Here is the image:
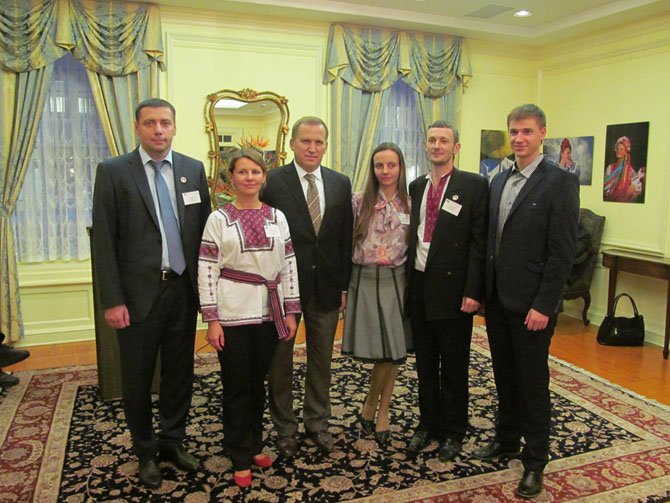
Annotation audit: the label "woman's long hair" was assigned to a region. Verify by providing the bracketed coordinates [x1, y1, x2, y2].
[352, 142, 409, 246]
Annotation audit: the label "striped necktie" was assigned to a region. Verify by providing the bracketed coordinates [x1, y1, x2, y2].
[304, 173, 321, 234]
[150, 160, 186, 274]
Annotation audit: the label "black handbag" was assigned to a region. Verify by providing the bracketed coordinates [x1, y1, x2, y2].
[597, 293, 645, 346]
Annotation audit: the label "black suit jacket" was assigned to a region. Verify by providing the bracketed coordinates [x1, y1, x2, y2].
[92, 149, 211, 322]
[407, 169, 488, 320]
[486, 158, 579, 315]
[261, 162, 353, 311]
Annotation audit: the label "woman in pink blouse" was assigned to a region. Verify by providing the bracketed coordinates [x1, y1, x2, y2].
[198, 148, 300, 488]
[342, 142, 412, 448]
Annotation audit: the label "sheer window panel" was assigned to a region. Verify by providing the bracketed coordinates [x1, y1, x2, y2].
[374, 80, 428, 185]
[12, 53, 111, 263]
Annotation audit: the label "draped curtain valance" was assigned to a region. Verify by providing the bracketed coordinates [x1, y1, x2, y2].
[0, 0, 164, 75]
[324, 24, 471, 98]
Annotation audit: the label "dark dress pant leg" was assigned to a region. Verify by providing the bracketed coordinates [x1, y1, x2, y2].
[435, 316, 473, 442]
[409, 271, 440, 437]
[268, 324, 299, 438]
[157, 274, 198, 447]
[250, 323, 279, 455]
[302, 296, 339, 433]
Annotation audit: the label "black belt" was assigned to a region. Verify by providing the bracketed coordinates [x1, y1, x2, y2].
[160, 269, 181, 281]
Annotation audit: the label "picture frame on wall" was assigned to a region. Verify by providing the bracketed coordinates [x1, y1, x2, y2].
[480, 129, 514, 181]
[603, 121, 649, 204]
[543, 136, 594, 186]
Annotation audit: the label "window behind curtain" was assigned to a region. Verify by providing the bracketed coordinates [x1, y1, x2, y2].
[12, 53, 111, 263]
[374, 80, 428, 185]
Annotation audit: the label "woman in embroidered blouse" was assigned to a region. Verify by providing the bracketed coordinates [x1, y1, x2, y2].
[342, 142, 412, 448]
[558, 138, 580, 179]
[604, 136, 643, 202]
[198, 148, 300, 488]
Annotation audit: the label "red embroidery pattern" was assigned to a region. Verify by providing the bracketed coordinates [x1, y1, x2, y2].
[423, 173, 450, 243]
[221, 203, 275, 252]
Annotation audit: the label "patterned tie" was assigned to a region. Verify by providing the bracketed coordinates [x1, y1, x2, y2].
[150, 160, 186, 274]
[305, 173, 321, 234]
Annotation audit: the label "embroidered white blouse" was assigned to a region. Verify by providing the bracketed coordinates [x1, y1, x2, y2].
[198, 203, 301, 326]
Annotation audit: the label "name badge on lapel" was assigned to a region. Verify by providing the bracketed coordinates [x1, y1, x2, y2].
[441, 198, 462, 216]
[182, 191, 201, 205]
[398, 213, 410, 225]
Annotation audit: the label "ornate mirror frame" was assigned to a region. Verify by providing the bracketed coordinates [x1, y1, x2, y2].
[205, 88, 289, 208]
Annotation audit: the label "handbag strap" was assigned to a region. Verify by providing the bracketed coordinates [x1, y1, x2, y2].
[611, 293, 640, 316]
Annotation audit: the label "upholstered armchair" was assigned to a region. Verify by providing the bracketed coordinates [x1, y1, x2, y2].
[563, 208, 606, 326]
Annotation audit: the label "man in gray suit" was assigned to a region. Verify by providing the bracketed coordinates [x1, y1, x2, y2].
[261, 116, 353, 457]
[92, 98, 210, 488]
[474, 104, 579, 499]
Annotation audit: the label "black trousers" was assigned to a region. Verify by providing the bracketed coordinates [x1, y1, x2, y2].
[485, 291, 556, 472]
[116, 273, 197, 459]
[218, 322, 278, 471]
[409, 271, 473, 442]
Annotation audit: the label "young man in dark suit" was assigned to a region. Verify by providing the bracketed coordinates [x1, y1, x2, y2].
[474, 104, 579, 499]
[261, 116, 353, 457]
[92, 98, 210, 488]
[406, 121, 488, 462]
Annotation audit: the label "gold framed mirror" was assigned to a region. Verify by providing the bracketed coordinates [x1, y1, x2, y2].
[205, 88, 290, 208]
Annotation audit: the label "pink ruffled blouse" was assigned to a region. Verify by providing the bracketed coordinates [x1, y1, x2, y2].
[351, 191, 410, 267]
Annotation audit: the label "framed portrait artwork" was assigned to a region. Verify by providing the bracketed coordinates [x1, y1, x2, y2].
[480, 129, 514, 182]
[543, 136, 594, 186]
[603, 121, 648, 203]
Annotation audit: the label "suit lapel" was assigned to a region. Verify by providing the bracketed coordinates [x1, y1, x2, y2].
[283, 163, 315, 233]
[507, 161, 546, 220]
[127, 150, 160, 230]
[489, 166, 509, 228]
[426, 169, 461, 267]
[171, 152, 186, 227]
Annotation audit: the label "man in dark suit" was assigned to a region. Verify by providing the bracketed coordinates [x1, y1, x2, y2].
[92, 98, 210, 488]
[406, 121, 488, 461]
[474, 104, 579, 499]
[261, 116, 353, 457]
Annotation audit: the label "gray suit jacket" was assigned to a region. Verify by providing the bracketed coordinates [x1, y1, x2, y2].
[92, 148, 211, 322]
[486, 158, 579, 315]
[261, 162, 353, 311]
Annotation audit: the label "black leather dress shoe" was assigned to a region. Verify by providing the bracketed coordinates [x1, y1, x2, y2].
[472, 440, 520, 460]
[0, 370, 19, 387]
[407, 430, 430, 452]
[0, 342, 30, 368]
[159, 445, 200, 472]
[438, 438, 461, 462]
[517, 469, 543, 499]
[309, 430, 335, 453]
[375, 430, 390, 448]
[277, 436, 298, 458]
[138, 456, 161, 488]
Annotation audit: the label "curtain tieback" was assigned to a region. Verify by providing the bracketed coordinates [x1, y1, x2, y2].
[220, 267, 289, 340]
[0, 204, 11, 219]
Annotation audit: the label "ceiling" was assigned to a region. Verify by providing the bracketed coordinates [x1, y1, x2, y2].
[151, 0, 670, 46]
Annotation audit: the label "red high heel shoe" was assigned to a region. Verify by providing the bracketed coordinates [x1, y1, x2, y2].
[233, 470, 252, 488]
[252, 454, 273, 468]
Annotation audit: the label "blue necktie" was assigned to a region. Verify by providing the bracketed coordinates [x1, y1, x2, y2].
[150, 160, 186, 274]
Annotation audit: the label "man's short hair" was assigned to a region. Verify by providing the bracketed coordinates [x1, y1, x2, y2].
[291, 116, 329, 140]
[427, 120, 460, 144]
[135, 98, 176, 122]
[507, 104, 546, 129]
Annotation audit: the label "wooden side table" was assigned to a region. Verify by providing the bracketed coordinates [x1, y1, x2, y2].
[601, 249, 670, 359]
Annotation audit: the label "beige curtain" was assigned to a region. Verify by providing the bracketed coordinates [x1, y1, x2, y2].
[57, 0, 164, 155]
[324, 24, 471, 189]
[0, 0, 164, 341]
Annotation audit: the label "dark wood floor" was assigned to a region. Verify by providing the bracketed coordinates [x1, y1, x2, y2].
[5, 314, 669, 405]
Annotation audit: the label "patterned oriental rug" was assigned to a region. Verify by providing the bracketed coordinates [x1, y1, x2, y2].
[1, 327, 669, 502]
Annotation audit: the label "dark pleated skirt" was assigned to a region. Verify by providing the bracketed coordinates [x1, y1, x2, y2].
[342, 264, 412, 364]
